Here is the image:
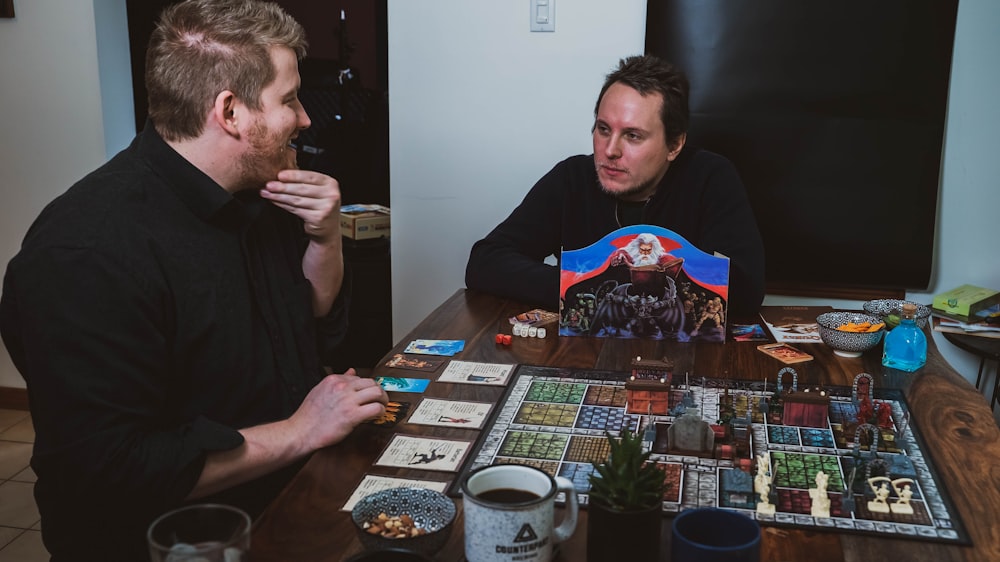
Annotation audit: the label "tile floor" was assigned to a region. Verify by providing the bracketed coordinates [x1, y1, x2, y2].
[0, 408, 46, 561]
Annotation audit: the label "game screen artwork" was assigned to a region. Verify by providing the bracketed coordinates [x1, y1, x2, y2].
[559, 225, 730, 342]
[454, 365, 968, 545]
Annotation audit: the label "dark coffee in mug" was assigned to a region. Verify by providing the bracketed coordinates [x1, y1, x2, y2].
[475, 488, 541, 504]
[462, 464, 579, 562]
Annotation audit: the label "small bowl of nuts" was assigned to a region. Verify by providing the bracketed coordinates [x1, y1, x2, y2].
[351, 487, 456, 555]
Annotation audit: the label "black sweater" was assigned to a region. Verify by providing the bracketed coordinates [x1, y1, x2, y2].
[465, 147, 766, 317]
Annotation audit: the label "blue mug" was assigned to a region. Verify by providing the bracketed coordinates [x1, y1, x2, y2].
[671, 507, 760, 562]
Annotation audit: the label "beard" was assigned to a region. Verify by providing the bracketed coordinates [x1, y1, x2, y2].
[235, 119, 298, 191]
[633, 251, 660, 266]
[594, 164, 659, 201]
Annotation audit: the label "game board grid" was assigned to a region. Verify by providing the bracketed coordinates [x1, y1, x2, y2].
[459, 369, 968, 544]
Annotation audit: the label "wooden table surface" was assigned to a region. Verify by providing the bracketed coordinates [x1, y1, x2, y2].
[251, 289, 1000, 561]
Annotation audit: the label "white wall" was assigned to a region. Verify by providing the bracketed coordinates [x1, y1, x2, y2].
[1, 0, 997, 391]
[0, 0, 133, 389]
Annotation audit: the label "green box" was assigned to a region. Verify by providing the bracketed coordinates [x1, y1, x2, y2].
[932, 284, 1000, 320]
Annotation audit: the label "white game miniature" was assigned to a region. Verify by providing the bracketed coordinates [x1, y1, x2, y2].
[890, 478, 915, 515]
[809, 470, 831, 518]
[755, 454, 776, 515]
[867, 477, 892, 513]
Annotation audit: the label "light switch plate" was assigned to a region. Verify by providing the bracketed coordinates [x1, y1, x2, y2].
[530, 0, 555, 32]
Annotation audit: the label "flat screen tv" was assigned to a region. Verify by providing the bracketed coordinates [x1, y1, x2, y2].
[645, 0, 958, 298]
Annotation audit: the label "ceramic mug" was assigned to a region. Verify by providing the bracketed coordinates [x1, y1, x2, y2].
[671, 507, 761, 562]
[461, 464, 579, 562]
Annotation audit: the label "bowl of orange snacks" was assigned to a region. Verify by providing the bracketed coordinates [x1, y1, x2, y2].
[816, 311, 886, 358]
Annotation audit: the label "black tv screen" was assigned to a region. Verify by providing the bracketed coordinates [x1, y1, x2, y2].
[645, 0, 958, 295]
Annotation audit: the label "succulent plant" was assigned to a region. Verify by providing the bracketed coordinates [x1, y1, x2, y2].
[588, 427, 667, 512]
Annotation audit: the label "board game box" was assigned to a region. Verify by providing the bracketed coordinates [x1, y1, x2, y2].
[451, 365, 968, 545]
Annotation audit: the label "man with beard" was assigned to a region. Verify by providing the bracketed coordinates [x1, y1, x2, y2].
[465, 55, 765, 318]
[0, 1, 387, 559]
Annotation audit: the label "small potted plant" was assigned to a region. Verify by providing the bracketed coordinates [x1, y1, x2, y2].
[586, 426, 667, 561]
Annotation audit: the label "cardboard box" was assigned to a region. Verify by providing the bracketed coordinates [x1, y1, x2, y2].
[340, 204, 390, 240]
[932, 284, 1000, 321]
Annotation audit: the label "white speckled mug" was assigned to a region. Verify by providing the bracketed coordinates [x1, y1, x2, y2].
[461, 464, 578, 562]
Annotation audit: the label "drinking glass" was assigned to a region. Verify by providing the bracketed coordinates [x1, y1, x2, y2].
[147, 503, 250, 562]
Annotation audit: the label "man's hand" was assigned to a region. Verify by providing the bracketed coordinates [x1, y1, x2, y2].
[288, 369, 388, 452]
[188, 369, 387, 500]
[261, 169, 342, 244]
[262, 169, 345, 316]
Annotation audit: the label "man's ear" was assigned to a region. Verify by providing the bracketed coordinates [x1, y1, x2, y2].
[667, 133, 687, 161]
[214, 90, 241, 137]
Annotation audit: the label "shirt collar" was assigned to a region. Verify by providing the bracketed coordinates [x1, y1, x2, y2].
[137, 121, 259, 225]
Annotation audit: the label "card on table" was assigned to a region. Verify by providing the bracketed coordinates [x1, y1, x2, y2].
[407, 398, 493, 429]
[365, 401, 411, 427]
[509, 308, 560, 326]
[375, 377, 430, 393]
[403, 339, 465, 356]
[757, 342, 814, 364]
[374, 435, 472, 472]
[384, 353, 445, 372]
[437, 361, 514, 386]
[341, 474, 449, 511]
[730, 323, 769, 342]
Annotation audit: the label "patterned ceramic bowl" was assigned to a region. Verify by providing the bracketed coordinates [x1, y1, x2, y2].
[816, 311, 886, 358]
[862, 299, 931, 330]
[351, 487, 456, 555]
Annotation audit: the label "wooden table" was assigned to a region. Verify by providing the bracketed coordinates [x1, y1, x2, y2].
[251, 289, 1000, 561]
[939, 330, 1000, 410]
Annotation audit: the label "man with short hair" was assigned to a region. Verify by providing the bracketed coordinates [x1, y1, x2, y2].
[0, 1, 387, 558]
[466, 55, 765, 318]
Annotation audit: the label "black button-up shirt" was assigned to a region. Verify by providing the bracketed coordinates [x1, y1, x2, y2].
[0, 124, 343, 560]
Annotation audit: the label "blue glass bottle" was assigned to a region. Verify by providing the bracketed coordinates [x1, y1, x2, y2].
[882, 303, 927, 371]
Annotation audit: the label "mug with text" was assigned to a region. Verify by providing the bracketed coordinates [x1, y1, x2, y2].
[461, 464, 579, 562]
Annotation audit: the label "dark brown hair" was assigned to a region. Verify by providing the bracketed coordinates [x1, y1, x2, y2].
[595, 55, 689, 148]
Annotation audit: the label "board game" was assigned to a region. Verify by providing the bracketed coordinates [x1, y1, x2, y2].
[452, 364, 968, 544]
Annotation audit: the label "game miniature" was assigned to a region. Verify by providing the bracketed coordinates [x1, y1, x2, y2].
[755, 454, 776, 515]
[667, 411, 715, 456]
[626, 356, 674, 415]
[810, 471, 831, 518]
[852, 373, 875, 405]
[890, 478, 915, 515]
[841, 466, 858, 515]
[867, 478, 892, 513]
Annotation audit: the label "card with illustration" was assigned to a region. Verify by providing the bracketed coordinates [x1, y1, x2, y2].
[375, 377, 431, 393]
[404, 339, 465, 356]
[509, 308, 560, 327]
[365, 401, 411, 428]
[730, 323, 769, 342]
[341, 474, 449, 511]
[374, 435, 472, 472]
[407, 398, 492, 429]
[384, 353, 445, 372]
[757, 342, 814, 364]
[437, 361, 514, 386]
